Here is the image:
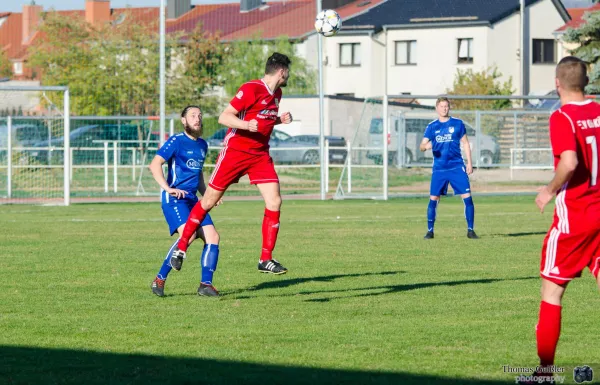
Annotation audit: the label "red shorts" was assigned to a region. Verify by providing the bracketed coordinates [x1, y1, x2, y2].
[540, 226, 600, 285]
[208, 147, 278, 191]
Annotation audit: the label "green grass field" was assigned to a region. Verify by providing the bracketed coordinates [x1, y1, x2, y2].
[1, 196, 599, 384]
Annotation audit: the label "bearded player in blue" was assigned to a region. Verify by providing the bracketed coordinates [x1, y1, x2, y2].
[149, 105, 222, 297]
[419, 97, 478, 240]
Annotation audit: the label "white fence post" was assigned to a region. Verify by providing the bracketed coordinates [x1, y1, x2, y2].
[347, 140, 351, 194]
[104, 141, 109, 193]
[113, 141, 118, 193]
[7, 116, 12, 199]
[69, 147, 74, 183]
[325, 139, 329, 193]
[131, 148, 136, 181]
[475, 110, 481, 169]
[63, 89, 70, 206]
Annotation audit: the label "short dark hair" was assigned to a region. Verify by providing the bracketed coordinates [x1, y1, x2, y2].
[181, 105, 201, 118]
[436, 97, 450, 106]
[556, 56, 588, 92]
[265, 52, 291, 75]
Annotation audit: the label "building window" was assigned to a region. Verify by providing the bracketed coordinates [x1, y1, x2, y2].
[395, 40, 417, 65]
[339, 43, 361, 67]
[457, 38, 473, 64]
[13, 62, 23, 75]
[533, 39, 555, 64]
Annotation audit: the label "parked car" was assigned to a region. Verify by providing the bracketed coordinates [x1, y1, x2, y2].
[0, 122, 49, 163]
[206, 128, 333, 164]
[367, 116, 500, 166]
[0, 122, 48, 149]
[287, 135, 347, 164]
[524, 90, 561, 111]
[31, 121, 165, 164]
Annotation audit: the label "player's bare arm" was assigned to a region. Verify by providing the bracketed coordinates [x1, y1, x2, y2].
[149, 155, 187, 199]
[218, 104, 258, 132]
[460, 134, 473, 175]
[276, 112, 293, 125]
[419, 138, 432, 152]
[535, 150, 578, 213]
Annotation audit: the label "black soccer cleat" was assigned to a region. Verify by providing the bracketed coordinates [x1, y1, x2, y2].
[423, 231, 434, 239]
[467, 230, 479, 239]
[170, 247, 186, 271]
[151, 278, 166, 297]
[197, 283, 219, 297]
[258, 259, 288, 275]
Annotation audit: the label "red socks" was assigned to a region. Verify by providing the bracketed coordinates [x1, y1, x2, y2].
[536, 301, 562, 366]
[260, 208, 280, 262]
[177, 202, 208, 251]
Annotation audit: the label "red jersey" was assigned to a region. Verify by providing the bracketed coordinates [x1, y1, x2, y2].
[224, 79, 283, 154]
[549, 100, 600, 233]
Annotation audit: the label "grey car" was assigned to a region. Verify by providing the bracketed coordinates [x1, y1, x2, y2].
[207, 127, 324, 164]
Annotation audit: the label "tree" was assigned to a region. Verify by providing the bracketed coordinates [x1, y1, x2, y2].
[28, 11, 225, 116]
[221, 35, 316, 97]
[166, 24, 226, 117]
[562, 9, 600, 94]
[0, 49, 12, 78]
[446, 66, 514, 110]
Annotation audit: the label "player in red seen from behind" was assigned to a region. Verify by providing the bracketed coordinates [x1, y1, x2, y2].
[170, 52, 293, 275]
[519, 56, 600, 384]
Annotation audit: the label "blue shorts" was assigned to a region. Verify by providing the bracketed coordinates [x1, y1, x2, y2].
[162, 198, 214, 236]
[430, 166, 471, 196]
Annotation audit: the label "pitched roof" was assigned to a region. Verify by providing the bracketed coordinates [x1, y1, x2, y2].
[221, 0, 384, 41]
[342, 0, 569, 30]
[167, 2, 310, 39]
[0, 12, 22, 59]
[555, 3, 600, 33]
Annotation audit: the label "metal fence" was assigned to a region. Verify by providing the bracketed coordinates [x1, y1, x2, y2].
[0, 97, 560, 204]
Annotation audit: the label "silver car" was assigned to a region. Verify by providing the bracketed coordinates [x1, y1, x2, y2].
[207, 128, 322, 164]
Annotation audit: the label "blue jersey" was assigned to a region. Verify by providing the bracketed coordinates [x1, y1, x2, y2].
[423, 117, 466, 171]
[156, 133, 208, 202]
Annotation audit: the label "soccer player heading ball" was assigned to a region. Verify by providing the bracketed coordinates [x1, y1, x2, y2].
[419, 97, 478, 240]
[172, 52, 294, 275]
[519, 56, 600, 384]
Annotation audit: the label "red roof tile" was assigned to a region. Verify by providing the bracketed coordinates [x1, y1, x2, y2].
[167, 2, 310, 38]
[555, 4, 600, 32]
[222, 0, 385, 40]
[0, 12, 23, 59]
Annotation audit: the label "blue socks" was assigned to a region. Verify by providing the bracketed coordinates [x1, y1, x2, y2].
[201, 244, 219, 285]
[157, 238, 179, 280]
[427, 199, 438, 232]
[463, 196, 475, 230]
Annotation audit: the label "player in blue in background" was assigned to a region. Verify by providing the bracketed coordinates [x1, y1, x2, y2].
[149, 105, 222, 297]
[419, 97, 478, 240]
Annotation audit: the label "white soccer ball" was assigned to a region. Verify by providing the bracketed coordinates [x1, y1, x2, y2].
[314, 9, 342, 37]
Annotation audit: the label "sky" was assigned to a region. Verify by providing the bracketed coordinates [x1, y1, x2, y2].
[1, 0, 593, 13]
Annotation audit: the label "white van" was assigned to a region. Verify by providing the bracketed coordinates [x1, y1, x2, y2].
[367, 116, 500, 166]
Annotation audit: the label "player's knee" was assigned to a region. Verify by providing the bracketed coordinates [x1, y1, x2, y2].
[266, 195, 282, 211]
[205, 230, 220, 245]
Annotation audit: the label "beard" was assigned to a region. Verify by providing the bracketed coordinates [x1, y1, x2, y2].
[184, 122, 202, 137]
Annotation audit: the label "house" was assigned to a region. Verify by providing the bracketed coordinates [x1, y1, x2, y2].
[326, 0, 571, 100]
[553, 2, 600, 56]
[0, 0, 385, 81]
